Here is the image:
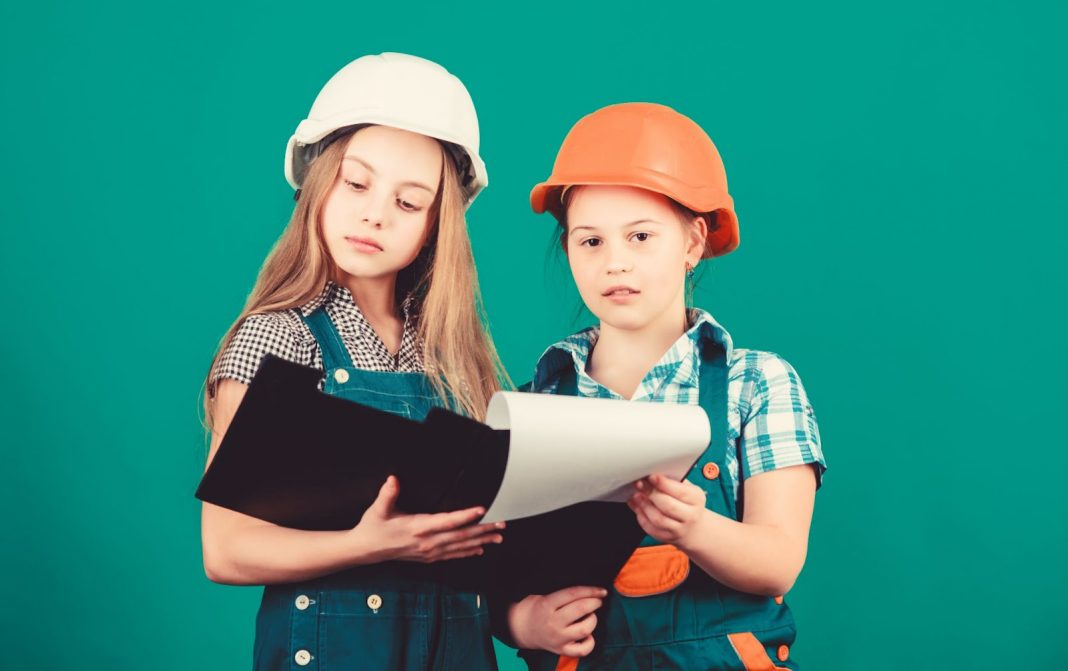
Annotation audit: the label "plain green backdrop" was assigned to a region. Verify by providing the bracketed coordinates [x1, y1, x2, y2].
[2, 1, 1064, 669]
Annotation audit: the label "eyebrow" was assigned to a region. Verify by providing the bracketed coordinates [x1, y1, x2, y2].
[343, 156, 436, 195]
[569, 219, 662, 235]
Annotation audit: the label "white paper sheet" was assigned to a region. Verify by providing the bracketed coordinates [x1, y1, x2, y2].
[481, 391, 711, 523]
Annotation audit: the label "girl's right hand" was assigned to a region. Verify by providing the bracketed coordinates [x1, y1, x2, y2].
[350, 475, 505, 564]
[508, 586, 608, 656]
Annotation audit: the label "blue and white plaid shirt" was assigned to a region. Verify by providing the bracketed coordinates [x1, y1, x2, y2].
[528, 309, 826, 500]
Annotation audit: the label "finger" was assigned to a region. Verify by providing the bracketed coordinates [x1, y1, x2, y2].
[545, 586, 609, 609]
[414, 506, 491, 534]
[631, 501, 661, 537]
[419, 521, 505, 546]
[556, 597, 603, 625]
[561, 611, 598, 640]
[561, 636, 596, 658]
[642, 488, 692, 523]
[635, 497, 682, 533]
[433, 547, 486, 562]
[366, 475, 399, 519]
[649, 473, 704, 503]
[437, 532, 504, 555]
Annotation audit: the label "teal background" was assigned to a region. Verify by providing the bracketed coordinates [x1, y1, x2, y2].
[2, 1, 1064, 668]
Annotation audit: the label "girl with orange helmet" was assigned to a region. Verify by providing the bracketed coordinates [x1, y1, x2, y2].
[502, 103, 827, 669]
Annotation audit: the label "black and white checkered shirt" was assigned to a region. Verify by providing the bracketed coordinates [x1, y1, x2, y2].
[209, 281, 422, 397]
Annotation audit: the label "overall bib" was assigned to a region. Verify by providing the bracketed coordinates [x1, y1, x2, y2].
[252, 307, 498, 671]
[521, 343, 798, 671]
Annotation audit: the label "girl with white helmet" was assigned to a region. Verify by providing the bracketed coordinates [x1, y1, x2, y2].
[201, 53, 506, 670]
[499, 103, 827, 669]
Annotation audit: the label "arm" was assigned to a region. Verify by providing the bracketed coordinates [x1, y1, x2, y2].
[201, 379, 505, 585]
[629, 466, 816, 596]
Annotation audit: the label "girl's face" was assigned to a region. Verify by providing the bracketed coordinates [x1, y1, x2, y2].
[321, 125, 443, 283]
[565, 185, 707, 333]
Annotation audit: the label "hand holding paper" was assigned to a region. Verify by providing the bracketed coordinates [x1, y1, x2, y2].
[628, 474, 709, 547]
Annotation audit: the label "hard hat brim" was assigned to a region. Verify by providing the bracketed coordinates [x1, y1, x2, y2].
[284, 115, 488, 205]
[530, 178, 739, 258]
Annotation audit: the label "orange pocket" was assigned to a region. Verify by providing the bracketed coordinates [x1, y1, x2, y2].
[727, 632, 790, 670]
[613, 544, 690, 597]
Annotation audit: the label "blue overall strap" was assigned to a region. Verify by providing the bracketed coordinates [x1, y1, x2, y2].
[696, 340, 736, 517]
[555, 365, 580, 397]
[300, 306, 354, 371]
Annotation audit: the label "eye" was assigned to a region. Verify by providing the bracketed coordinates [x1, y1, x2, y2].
[579, 238, 603, 248]
[630, 232, 651, 242]
[397, 198, 423, 213]
[345, 180, 366, 192]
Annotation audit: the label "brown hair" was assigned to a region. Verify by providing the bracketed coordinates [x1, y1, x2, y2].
[201, 130, 508, 430]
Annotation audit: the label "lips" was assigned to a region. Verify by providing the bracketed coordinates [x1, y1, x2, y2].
[602, 286, 640, 296]
[345, 236, 383, 252]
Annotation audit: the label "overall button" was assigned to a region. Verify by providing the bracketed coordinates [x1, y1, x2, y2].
[777, 645, 790, 662]
[294, 649, 312, 666]
[295, 594, 310, 610]
[367, 594, 382, 612]
[702, 462, 720, 480]
[333, 369, 350, 384]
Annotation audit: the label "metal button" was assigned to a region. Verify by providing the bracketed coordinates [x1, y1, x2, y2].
[476, 594, 481, 609]
[334, 369, 350, 384]
[295, 594, 310, 611]
[777, 645, 790, 662]
[367, 594, 382, 612]
[294, 649, 312, 666]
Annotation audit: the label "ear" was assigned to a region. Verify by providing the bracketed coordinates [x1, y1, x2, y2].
[685, 215, 709, 266]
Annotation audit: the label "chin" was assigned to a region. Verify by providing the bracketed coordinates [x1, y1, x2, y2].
[594, 309, 654, 332]
[335, 261, 395, 280]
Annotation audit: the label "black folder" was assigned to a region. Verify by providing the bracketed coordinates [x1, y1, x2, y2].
[195, 355, 510, 530]
[195, 354, 650, 599]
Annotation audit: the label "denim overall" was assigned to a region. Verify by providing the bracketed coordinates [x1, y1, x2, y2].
[252, 307, 497, 671]
[521, 342, 798, 670]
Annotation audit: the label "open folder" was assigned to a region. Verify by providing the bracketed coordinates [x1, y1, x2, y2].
[196, 354, 710, 595]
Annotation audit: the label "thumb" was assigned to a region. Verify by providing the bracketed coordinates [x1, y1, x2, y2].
[546, 585, 608, 609]
[367, 475, 398, 519]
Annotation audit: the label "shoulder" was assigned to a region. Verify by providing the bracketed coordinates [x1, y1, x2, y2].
[209, 309, 315, 393]
[729, 348, 806, 385]
[528, 326, 598, 393]
[728, 347, 815, 419]
[233, 309, 312, 349]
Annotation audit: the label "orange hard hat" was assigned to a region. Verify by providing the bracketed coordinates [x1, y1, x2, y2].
[530, 103, 739, 257]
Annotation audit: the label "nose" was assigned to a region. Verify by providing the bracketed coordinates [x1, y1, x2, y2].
[360, 192, 389, 228]
[605, 242, 633, 275]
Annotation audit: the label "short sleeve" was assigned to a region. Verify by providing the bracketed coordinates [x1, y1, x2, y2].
[738, 351, 826, 487]
[208, 311, 310, 398]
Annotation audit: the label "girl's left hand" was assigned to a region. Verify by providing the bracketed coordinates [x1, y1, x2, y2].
[627, 474, 707, 548]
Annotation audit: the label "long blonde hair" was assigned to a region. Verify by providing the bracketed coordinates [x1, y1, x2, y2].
[202, 130, 509, 430]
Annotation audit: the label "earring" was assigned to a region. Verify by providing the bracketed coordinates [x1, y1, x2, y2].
[685, 262, 695, 279]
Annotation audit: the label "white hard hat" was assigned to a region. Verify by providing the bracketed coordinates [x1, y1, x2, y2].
[284, 52, 488, 205]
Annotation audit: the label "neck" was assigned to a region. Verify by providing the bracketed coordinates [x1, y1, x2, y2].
[588, 299, 690, 398]
[341, 273, 399, 321]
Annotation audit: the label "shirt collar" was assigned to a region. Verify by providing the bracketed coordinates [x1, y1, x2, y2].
[531, 308, 734, 390]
